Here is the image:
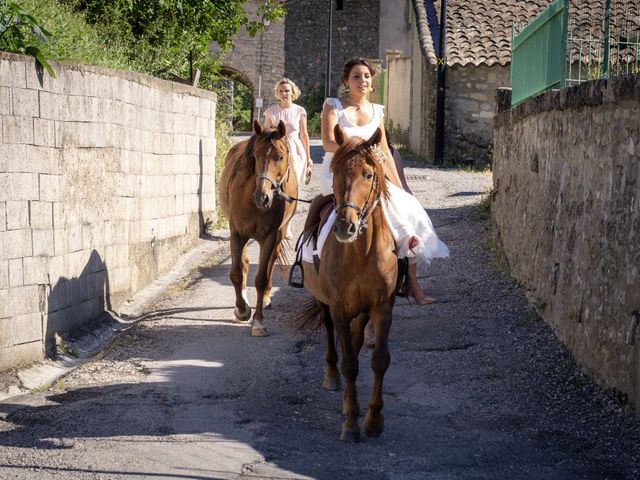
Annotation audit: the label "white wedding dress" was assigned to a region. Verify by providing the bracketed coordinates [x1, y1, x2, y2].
[313, 98, 449, 265]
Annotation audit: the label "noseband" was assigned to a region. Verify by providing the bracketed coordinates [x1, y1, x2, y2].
[334, 158, 380, 234]
[256, 145, 294, 203]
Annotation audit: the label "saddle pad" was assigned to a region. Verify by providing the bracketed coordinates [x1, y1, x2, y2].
[301, 210, 337, 263]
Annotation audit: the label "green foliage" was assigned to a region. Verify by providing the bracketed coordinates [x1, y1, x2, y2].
[232, 81, 252, 131]
[306, 111, 322, 136]
[0, 1, 55, 76]
[58, 0, 286, 80]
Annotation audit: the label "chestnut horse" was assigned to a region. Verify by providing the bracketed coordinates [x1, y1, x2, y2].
[298, 125, 398, 442]
[219, 120, 297, 337]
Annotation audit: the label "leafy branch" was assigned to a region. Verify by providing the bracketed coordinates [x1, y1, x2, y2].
[0, 1, 55, 77]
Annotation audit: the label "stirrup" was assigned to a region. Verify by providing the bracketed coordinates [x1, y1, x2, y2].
[288, 260, 304, 288]
[288, 231, 305, 288]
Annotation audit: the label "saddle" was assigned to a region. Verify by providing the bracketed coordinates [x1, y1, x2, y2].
[288, 194, 334, 288]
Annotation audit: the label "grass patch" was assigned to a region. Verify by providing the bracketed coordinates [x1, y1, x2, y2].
[16, 0, 142, 72]
[475, 194, 492, 222]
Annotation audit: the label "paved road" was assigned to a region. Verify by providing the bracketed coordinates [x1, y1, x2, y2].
[0, 140, 639, 479]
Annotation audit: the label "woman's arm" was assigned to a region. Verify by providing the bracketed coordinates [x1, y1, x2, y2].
[299, 111, 311, 162]
[321, 101, 340, 153]
[378, 123, 403, 188]
[263, 108, 274, 129]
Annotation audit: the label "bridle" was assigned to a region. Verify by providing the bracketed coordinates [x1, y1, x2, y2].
[256, 144, 294, 202]
[334, 151, 381, 234]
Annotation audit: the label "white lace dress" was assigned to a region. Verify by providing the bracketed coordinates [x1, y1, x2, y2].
[264, 104, 308, 184]
[317, 98, 449, 265]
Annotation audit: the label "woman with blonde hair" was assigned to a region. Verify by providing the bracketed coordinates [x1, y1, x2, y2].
[263, 78, 312, 187]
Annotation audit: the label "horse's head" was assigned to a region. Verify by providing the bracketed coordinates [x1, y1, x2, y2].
[331, 124, 389, 243]
[251, 119, 290, 210]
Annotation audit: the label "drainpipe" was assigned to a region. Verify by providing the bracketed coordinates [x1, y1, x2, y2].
[325, 0, 344, 97]
[325, 0, 335, 97]
[434, 0, 447, 165]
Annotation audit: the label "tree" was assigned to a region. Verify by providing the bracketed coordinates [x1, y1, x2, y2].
[62, 0, 286, 78]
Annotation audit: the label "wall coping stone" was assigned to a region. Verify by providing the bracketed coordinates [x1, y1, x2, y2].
[0, 51, 216, 102]
[496, 74, 640, 128]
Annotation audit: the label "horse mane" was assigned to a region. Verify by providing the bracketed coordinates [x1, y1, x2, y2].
[330, 136, 390, 200]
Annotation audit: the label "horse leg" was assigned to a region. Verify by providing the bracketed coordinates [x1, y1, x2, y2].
[350, 313, 369, 355]
[230, 230, 251, 322]
[321, 302, 340, 391]
[251, 232, 279, 337]
[364, 304, 393, 438]
[335, 317, 361, 443]
[261, 240, 281, 309]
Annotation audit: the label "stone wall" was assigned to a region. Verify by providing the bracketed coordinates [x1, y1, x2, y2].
[0, 52, 216, 369]
[492, 75, 640, 408]
[218, 0, 285, 123]
[445, 64, 510, 165]
[413, 34, 436, 160]
[386, 54, 412, 132]
[284, 0, 380, 100]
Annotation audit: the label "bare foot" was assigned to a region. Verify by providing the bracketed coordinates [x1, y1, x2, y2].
[409, 287, 435, 305]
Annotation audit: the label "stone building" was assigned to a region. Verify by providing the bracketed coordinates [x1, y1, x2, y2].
[397, 0, 640, 164]
[217, 0, 414, 125]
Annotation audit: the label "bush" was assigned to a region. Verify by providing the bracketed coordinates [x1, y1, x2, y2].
[0, 0, 56, 76]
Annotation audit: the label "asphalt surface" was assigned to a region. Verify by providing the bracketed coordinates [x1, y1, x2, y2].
[0, 139, 639, 479]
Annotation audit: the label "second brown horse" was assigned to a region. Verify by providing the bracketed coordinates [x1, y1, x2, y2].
[219, 120, 297, 336]
[299, 125, 398, 442]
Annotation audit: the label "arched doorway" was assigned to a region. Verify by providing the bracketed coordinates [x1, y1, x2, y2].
[219, 66, 255, 132]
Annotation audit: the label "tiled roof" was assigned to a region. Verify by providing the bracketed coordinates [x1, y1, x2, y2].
[413, 0, 640, 67]
[411, 0, 438, 66]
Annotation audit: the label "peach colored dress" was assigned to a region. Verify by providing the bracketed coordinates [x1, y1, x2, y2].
[264, 104, 308, 184]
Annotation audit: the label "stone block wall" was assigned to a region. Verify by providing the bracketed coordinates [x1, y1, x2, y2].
[445, 64, 510, 165]
[220, 0, 285, 121]
[284, 0, 380, 98]
[0, 52, 216, 369]
[492, 75, 640, 407]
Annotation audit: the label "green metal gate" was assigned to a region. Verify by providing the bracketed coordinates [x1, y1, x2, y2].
[511, 0, 569, 107]
[511, 0, 640, 107]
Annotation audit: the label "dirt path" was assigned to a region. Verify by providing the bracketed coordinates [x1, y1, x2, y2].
[0, 141, 639, 479]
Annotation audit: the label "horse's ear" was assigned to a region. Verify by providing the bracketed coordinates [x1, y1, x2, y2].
[276, 120, 287, 138]
[363, 128, 383, 149]
[334, 124, 346, 146]
[253, 120, 263, 135]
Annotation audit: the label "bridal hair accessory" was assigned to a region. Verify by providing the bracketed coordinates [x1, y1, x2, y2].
[367, 143, 386, 164]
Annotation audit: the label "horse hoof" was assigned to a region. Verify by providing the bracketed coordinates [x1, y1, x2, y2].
[322, 374, 341, 391]
[364, 423, 383, 438]
[250, 325, 269, 337]
[364, 411, 384, 438]
[234, 305, 251, 323]
[340, 426, 361, 443]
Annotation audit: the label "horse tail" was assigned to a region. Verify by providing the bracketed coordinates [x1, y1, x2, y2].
[291, 297, 323, 331]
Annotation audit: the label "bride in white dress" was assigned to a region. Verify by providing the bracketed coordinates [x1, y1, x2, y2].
[320, 58, 449, 306]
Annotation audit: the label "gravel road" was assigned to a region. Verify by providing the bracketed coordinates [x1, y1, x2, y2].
[0, 139, 639, 480]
